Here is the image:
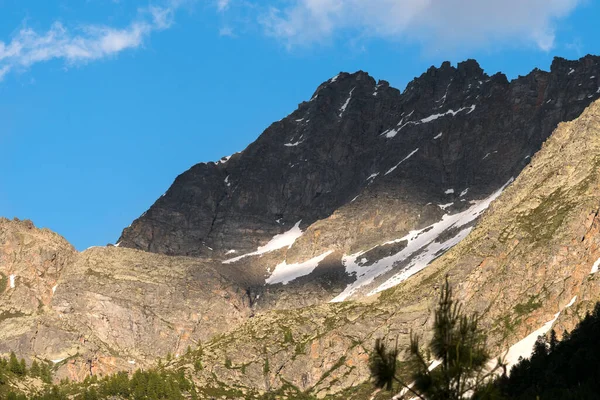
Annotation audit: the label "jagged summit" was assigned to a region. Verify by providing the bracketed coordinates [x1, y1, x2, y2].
[118, 55, 600, 264]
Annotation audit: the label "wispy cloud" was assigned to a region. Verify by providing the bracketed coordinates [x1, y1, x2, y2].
[259, 0, 583, 52]
[219, 26, 236, 37]
[0, 5, 176, 81]
[217, 0, 231, 12]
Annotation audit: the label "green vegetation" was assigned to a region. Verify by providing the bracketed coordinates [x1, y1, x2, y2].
[513, 296, 542, 316]
[493, 302, 600, 399]
[0, 272, 8, 294]
[370, 276, 504, 399]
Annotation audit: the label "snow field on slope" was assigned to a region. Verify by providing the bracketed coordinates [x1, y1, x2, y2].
[223, 221, 303, 264]
[330, 179, 513, 302]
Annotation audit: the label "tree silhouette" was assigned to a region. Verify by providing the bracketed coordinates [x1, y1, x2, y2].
[370, 276, 504, 399]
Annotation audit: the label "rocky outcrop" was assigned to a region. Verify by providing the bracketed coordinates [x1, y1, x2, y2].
[4, 58, 600, 399]
[119, 55, 600, 263]
[172, 98, 600, 398]
[0, 219, 253, 382]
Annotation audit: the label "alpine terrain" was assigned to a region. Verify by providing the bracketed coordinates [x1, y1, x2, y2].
[3, 54, 600, 398]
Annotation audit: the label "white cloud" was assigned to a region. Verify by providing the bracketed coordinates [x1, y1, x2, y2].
[259, 0, 582, 51]
[219, 26, 236, 37]
[217, 0, 231, 12]
[0, 65, 11, 81]
[0, 5, 175, 81]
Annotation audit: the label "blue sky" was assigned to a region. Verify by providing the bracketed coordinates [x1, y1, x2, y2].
[1, 0, 599, 250]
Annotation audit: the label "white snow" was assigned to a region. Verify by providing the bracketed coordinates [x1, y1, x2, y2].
[366, 173, 379, 181]
[330, 74, 340, 83]
[225, 249, 237, 255]
[438, 202, 454, 210]
[382, 128, 399, 138]
[385, 148, 419, 175]
[284, 140, 304, 147]
[115, 242, 121, 247]
[460, 188, 469, 197]
[591, 76, 596, 79]
[435, 82, 452, 105]
[52, 285, 58, 294]
[500, 295, 577, 373]
[295, 118, 304, 122]
[266, 250, 334, 285]
[597, 87, 600, 94]
[224, 175, 231, 186]
[351, 195, 359, 202]
[223, 221, 303, 264]
[546, 99, 552, 103]
[568, 68, 575, 75]
[339, 87, 355, 118]
[445, 188, 455, 194]
[128, 360, 136, 365]
[395, 105, 476, 133]
[590, 256, 600, 274]
[503, 312, 559, 372]
[217, 155, 232, 164]
[331, 179, 513, 302]
[51, 358, 67, 364]
[9, 274, 15, 289]
[482, 152, 491, 160]
[433, 132, 443, 140]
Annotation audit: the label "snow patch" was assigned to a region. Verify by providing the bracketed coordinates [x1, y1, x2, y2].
[503, 312, 559, 372]
[225, 249, 237, 255]
[52, 285, 58, 294]
[500, 295, 577, 374]
[284, 140, 304, 147]
[435, 82, 452, 106]
[385, 148, 419, 175]
[51, 358, 67, 364]
[460, 188, 469, 197]
[366, 173, 379, 181]
[591, 257, 600, 274]
[339, 87, 355, 118]
[331, 179, 513, 302]
[223, 221, 303, 264]
[266, 250, 334, 285]
[445, 188, 454, 194]
[438, 202, 453, 210]
[433, 132, 443, 140]
[565, 295, 577, 308]
[9, 274, 15, 289]
[395, 105, 476, 133]
[217, 155, 232, 164]
[568, 68, 575, 75]
[224, 175, 231, 186]
[330, 74, 340, 83]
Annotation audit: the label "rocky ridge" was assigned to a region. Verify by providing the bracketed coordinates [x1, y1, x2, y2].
[3, 57, 600, 398]
[119, 55, 600, 307]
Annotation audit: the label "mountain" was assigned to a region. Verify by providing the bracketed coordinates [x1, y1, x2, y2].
[119, 55, 600, 306]
[167, 96, 600, 399]
[3, 55, 600, 398]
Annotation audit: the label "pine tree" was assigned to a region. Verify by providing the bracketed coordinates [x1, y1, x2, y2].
[8, 352, 23, 376]
[30, 360, 41, 377]
[370, 276, 504, 399]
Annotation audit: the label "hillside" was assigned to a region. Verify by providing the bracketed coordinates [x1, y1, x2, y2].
[3, 56, 600, 398]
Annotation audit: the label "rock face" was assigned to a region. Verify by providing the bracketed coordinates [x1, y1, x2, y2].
[119, 55, 600, 261]
[4, 57, 600, 398]
[116, 55, 600, 307]
[173, 98, 600, 399]
[0, 219, 252, 382]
